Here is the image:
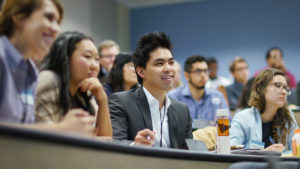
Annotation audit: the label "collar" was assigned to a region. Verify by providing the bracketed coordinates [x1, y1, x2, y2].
[233, 79, 244, 88]
[252, 107, 261, 122]
[143, 86, 171, 110]
[0, 36, 38, 78]
[1, 36, 24, 70]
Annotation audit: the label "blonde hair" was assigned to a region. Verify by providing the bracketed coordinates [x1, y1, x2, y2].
[0, 0, 63, 37]
[98, 40, 120, 57]
[229, 56, 247, 73]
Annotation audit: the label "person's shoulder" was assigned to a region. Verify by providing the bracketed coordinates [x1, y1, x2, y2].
[169, 97, 185, 106]
[37, 70, 60, 90]
[110, 87, 136, 101]
[110, 90, 130, 97]
[206, 88, 223, 97]
[225, 83, 237, 94]
[168, 86, 186, 97]
[39, 70, 58, 80]
[285, 70, 295, 77]
[234, 107, 256, 120]
[169, 97, 189, 113]
[225, 83, 234, 89]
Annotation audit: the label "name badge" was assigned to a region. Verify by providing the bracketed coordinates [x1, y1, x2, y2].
[250, 140, 265, 149]
[21, 90, 34, 105]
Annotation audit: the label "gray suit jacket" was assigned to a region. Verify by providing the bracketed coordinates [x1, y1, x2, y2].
[109, 86, 193, 149]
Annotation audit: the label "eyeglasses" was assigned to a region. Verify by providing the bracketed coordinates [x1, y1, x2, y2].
[235, 66, 248, 72]
[102, 55, 116, 59]
[269, 82, 291, 95]
[124, 63, 135, 70]
[189, 69, 208, 75]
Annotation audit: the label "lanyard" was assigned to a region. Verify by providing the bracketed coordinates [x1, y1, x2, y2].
[159, 101, 167, 147]
[21, 65, 29, 123]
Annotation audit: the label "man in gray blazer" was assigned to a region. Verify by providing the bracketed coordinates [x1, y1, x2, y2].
[109, 32, 192, 149]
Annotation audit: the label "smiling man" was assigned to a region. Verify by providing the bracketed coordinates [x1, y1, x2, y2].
[109, 32, 192, 149]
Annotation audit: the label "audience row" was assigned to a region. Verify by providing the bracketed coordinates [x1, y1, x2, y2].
[0, 0, 299, 153]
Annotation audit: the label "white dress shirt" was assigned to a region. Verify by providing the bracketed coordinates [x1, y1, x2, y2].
[143, 87, 171, 148]
[206, 76, 232, 90]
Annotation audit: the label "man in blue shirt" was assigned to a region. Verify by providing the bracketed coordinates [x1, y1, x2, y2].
[226, 57, 249, 110]
[168, 55, 229, 128]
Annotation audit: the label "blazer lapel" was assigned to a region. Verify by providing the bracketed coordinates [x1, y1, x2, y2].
[134, 87, 153, 130]
[167, 104, 179, 148]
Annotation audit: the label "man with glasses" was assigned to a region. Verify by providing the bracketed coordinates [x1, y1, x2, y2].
[226, 57, 249, 110]
[98, 40, 120, 82]
[168, 55, 228, 129]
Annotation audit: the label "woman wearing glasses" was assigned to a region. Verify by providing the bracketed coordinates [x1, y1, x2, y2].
[230, 68, 298, 152]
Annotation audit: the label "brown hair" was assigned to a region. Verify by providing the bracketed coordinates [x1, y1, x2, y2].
[98, 40, 120, 57]
[229, 56, 247, 73]
[0, 0, 63, 37]
[249, 68, 293, 146]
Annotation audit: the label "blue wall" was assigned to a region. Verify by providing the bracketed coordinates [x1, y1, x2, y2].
[130, 0, 300, 82]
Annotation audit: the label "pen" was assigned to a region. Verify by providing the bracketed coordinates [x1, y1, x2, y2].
[269, 136, 275, 145]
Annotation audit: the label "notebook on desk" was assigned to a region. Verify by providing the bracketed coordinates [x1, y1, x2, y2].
[185, 139, 209, 152]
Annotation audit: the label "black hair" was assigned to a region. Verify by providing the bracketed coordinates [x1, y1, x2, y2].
[266, 47, 283, 60]
[39, 31, 95, 115]
[106, 52, 137, 92]
[207, 57, 217, 65]
[184, 55, 207, 73]
[133, 32, 172, 84]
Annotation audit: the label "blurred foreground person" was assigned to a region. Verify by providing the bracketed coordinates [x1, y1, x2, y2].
[0, 0, 96, 135]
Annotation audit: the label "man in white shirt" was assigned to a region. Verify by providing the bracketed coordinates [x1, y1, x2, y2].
[206, 57, 231, 90]
[109, 32, 192, 149]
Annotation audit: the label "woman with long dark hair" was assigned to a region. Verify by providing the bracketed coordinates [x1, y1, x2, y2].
[0, 0, 96, 135]
[230, 68, 298, 152]
[36, 31, 112, 136]
[104, 53, 138, 97]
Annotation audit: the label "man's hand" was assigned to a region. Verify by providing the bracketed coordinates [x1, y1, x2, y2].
[134, 129, 156, 146]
